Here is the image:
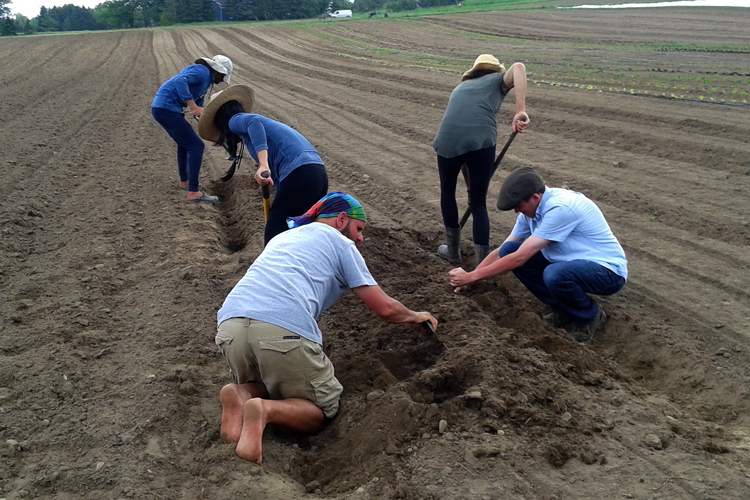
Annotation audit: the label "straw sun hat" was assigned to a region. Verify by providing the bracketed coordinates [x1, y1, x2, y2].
[461, 54, 506, 82]
[197, 85, 255, 143]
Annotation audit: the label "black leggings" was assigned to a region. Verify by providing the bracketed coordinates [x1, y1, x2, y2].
[265, 164, 328, 245]
[437, 146, 496, 246]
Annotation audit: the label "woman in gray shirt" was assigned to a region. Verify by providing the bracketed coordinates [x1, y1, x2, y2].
[433, 54, 529, 267]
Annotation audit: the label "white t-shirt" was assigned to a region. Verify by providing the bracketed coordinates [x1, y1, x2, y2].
[217, 223, 377, 344]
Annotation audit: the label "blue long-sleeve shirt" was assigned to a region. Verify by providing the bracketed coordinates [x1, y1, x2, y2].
[229, 113, 324, 185]
[152, 64, 213, 113]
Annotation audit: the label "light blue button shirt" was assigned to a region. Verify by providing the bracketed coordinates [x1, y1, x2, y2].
[511, 188, 628, 279]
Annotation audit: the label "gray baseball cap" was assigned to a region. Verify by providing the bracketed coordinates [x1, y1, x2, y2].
[497, 167, 546, 211]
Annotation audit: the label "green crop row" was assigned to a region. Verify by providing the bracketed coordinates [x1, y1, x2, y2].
[530, 80, 749, 106]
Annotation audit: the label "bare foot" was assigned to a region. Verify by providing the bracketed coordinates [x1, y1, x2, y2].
[186, 190, 204, 200]
[178, 181, 188, 189]
[236, 398, 266, 465]
[220, 384, 252, 443]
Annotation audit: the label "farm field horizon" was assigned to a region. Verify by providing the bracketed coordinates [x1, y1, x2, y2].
[1, 7, 750, 499]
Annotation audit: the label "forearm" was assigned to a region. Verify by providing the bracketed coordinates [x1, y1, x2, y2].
[355, 285, 433, 326]
[377, 297, 422, 324]
[472, 253, 524, 282]
[474, 247, 499, 272]
[257, 149, 270, 170]
[510, 63, 527, 115]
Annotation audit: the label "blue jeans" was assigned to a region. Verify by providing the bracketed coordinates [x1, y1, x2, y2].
[499, 241, 625, 325]
[152, 107, 205, 192]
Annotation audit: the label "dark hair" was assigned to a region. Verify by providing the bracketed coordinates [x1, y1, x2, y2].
[195, 58, 225, 84]
[523, 185, 546, 202]
[464, 69, 498, 81]
[496, 167, 546, 211]
[213, 100, 246, 158]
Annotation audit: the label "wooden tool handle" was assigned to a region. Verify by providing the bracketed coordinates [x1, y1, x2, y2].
[260, 171, 270, 198]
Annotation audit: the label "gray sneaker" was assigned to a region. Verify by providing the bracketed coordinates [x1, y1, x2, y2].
[191, 193, 218, 204]
[568, 308, 607, 345]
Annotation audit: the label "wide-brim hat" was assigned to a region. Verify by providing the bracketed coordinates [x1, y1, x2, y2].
[198, 85, 255, 143]
[462, 54, 506, 82]
[199, 55, 233, 85]
[497, 167, 546, 211]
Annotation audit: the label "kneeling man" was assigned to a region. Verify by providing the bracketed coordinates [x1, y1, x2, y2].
[216, 192, 437, 464]
[449, 167, 627, 345]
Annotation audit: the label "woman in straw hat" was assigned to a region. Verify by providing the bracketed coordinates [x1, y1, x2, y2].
[152, 55, 233, 204]
[433, 54, 529, 267]
[199, 85, 328, 245]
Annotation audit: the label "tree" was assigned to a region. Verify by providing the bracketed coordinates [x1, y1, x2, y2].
[14, 13, 29, 32]
[1, 16, 15, 35]
[386, 0, 416, 12]
[172, 0, 215, 23]
[95, 0, 135, 29]
[328, 0, 351, 12]
[352, 0, 385, 13]
[419, 0, 455, 6]
[0, 0, 13, 36]
[224, 0, 257, 21]
[38, 9, 61, 32]
[40, 4, 101, 31]
[133, 6, 146, 27]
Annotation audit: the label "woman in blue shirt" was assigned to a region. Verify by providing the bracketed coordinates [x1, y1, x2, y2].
[198, 85, 328, 245]
[152, 55, 233, 203]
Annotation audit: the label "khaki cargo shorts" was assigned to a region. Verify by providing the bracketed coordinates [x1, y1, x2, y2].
[215, 317, 343, 418]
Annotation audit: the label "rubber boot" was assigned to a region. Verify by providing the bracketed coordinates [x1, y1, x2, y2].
[474, 244, 492, 269]
[437, 226, 462, 264]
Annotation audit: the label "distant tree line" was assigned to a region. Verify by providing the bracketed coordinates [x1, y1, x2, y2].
[352, 0, 457, 15]
[221, 0, 349, 22]
[0, 0, 462, 35]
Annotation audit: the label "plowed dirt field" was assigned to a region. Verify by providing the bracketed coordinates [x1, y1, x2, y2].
[2, 7, 750, 499]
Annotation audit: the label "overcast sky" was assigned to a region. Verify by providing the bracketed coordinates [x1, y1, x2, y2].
[9, 0, 102, 19]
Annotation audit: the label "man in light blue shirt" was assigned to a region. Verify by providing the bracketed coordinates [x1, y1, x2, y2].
[449, 167, 627, 345]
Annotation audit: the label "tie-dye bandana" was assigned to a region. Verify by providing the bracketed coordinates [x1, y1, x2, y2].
[287, 192, 367, 229]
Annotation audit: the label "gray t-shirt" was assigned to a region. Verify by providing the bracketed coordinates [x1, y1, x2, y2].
[433, 72, 508, 158]
[217, 223, 377, 345]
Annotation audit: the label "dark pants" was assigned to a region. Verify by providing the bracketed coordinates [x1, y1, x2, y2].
[265, 164, 328, 246]
[500, 241, 625, 325]
[438, 146, 496, 246]
[152, 107, 205, 192]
